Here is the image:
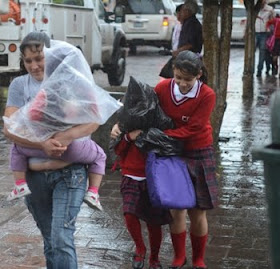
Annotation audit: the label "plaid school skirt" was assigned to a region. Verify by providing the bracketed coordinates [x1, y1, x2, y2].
[183, 146, 219, 210]
[120, 176, 172, 225]
[272, 38, 280, 56]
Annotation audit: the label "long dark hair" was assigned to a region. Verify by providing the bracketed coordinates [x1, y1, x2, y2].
[19, 31, 50, 74]
[173, 50, 208, 83]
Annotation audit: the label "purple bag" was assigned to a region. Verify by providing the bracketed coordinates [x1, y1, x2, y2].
[145, 152, 196, 209]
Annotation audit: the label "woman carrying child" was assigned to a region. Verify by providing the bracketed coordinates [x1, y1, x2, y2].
[4, 31, 120, 268]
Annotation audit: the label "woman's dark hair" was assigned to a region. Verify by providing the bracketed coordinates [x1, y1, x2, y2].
[173, 50, 208, 83]
[20, 31, 50, 55]
[19, 32, 50, 74]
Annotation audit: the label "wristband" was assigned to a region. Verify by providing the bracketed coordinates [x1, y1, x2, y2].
[124, 133, 132, 142]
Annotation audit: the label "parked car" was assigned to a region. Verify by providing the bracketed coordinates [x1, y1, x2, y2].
[231, 4, 247, 42]
[173, 1, 246, 42]
[118, 0, 177, 54]
[268, 1, 280, 15]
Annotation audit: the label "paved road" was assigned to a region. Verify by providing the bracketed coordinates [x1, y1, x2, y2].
[0, 46, 274, 268]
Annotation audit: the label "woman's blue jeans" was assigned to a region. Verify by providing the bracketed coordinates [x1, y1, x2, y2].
[25, 164, 87, 269]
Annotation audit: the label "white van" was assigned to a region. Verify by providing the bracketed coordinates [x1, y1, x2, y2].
[0, 0, 127, 86]
[119, 0, 177, 53]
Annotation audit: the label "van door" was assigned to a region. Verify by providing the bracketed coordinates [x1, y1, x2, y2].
[92, 0, 114, 63]
[0, 0, 9, 14]
[48, 0, 101, 67]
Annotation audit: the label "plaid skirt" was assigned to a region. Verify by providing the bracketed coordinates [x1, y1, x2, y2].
[120, 176, 172, 225]
[183, 146, 219, 209]
[272, 38, 280, 56]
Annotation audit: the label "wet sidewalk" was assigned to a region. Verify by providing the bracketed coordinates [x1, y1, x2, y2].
[0, 48, 275, 269]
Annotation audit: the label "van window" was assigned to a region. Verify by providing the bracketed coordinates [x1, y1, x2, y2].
[232, 7, 246, 17]
[119, 0, 166, 14]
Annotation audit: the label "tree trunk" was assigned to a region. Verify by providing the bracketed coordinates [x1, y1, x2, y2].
[203, 0, 232, 144]
[243, 0, 262, 97]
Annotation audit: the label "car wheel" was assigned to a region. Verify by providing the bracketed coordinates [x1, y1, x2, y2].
[107, 47, 126, 86]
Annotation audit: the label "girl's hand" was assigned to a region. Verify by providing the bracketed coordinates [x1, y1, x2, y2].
[128, 130, 142, 141]
[111, 123, 121, 139]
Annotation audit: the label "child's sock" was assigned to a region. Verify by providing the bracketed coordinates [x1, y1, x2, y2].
[146, 223, 162, 264]
[15, 179, 27, 186]
[190, 233, 208, 268]
[170, 231, 187, 266]
[87, 186, 99, 194]
[124, 213, 146, 258]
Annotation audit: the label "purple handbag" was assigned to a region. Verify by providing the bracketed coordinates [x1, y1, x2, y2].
[145, 152, 196, 209]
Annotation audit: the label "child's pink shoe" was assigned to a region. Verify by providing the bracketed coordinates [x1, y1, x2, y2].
[7, 183, 31, 201]
[83, 191, 103, 211]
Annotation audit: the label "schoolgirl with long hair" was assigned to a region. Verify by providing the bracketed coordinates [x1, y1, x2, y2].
[154, 50, 218, 269]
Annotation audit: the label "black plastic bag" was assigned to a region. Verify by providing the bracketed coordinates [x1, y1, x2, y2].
[135, 128, 184, 156]
[118, 76, 174, 132]
[159, 57, 174, 78]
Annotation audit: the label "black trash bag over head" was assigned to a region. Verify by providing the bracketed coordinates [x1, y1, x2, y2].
[118, 76, 174, 132]
[135, 128, 184, 156]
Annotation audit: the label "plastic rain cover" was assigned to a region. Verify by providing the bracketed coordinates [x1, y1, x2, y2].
[3, 40, 122, 142]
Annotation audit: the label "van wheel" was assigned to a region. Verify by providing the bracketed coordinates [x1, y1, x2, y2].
[107, 47, 126, 86]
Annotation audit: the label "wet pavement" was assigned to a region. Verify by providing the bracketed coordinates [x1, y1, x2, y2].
[0, 47, 276, 268]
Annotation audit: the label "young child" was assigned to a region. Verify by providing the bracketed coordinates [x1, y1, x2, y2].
[110, 77, 172, 269]
[111, 127, 172, 269]
[5, 40, 121, 211]
[7, 139, 106, 211]
[154, 50, 218, 269]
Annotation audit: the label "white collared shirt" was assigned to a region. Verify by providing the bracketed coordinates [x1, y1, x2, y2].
[171, 80, 202, 105]
[255, 4, 275, 33]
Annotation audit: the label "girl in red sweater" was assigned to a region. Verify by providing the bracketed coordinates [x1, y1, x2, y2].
[266, 15, 280, 76]
[154, 50, 218, 269]
[111, 129, 172, 269]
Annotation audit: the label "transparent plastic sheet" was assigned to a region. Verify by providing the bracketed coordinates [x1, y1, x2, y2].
[3, 40, 122, 142]
[118, 76, 174, 132]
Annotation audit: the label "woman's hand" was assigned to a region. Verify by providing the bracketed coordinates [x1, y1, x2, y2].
[41, 138, 67, 157]
[111, 123, 121, 139]
[53, 131, 73, 147]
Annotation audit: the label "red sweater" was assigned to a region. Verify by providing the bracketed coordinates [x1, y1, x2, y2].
[267, 18, 280, 39]
[114, 136, 147, 177]
[154, 79, 216, 151]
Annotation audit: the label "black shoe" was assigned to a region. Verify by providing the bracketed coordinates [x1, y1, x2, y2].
[256, 72, 261, 77]
[169, 258, 187, 268]
[132, 253, 145, 269]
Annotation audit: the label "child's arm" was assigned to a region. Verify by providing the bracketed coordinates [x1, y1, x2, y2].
[53, 123, 99, 146]
[4, 106, 67, 157]
[114, 129, 142, 156]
